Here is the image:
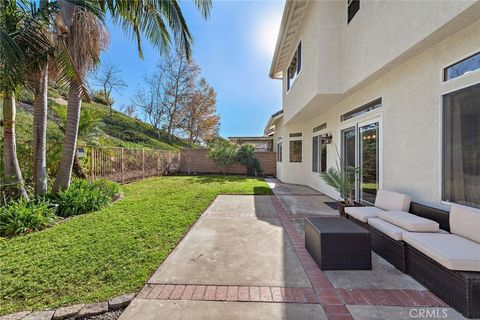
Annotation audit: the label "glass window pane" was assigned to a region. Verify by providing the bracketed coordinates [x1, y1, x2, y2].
[320, 142, 327, 173]
[347, 0, 360, 23]
[342, 127, 356, 170]
[287, 42, 302, 90]
[444, 52, 480, 81]
[341, 98, 382, 122]
[289, 140, 302, 163]
[359, 123, 379, 204]
[443, 83, 480, 207]
[277, 142, 282, 162]
[312, 136, 319, 172]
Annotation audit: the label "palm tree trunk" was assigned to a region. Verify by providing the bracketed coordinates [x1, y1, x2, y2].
[2, 92, 28, 199]
[53, 84, 82, 192]
[33, 66, 48, 195]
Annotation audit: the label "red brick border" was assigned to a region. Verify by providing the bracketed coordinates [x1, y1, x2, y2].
[140, 284, 319, 304]
[138, 284, 446, 308]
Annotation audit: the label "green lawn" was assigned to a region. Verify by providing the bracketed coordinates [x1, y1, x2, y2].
[0, 176, 272, 315]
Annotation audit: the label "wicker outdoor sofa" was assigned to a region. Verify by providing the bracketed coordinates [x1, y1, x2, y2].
[344, 192, 480, 319]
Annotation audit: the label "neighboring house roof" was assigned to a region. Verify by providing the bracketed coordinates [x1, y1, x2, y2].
[228, 136, 273, 142]
[264, 109, 284, 135]
[269, 0, 308, 79]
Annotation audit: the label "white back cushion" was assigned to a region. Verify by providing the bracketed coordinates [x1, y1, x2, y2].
[450, 205, 480, 244]
[374, 190, 411, 212]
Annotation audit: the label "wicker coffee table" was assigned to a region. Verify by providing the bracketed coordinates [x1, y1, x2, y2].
[305, 217, 372, 270]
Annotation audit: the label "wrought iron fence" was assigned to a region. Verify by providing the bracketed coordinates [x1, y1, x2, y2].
[81, 146, 180, 183]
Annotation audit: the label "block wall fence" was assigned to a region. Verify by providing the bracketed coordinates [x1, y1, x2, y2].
[179, 149, 276, 176]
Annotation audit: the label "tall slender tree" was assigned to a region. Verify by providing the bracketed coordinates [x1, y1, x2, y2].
[1, 0, 52, 198]
[53, 0, 212, 191]
[31, 0, 104, 195]
[158, 51, 199, 143]
[53, 9, 108, 192]
[31, 0, 50, 196]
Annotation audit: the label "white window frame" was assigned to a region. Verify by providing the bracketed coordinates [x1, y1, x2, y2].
[286, 41, 302, 94]
[442, 50, 480, 82]
[439, 75, 480, 208]
[276, 137, 283, 163]
[289, 132, 303, 163]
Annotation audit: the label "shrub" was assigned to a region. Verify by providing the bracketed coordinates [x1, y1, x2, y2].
[235, 144, 262, 176]
[92, 178, 123, 200]
[51, 179, 122, 217]
[16, 89, 34, 105]
[0, 199, 57, 237]
[91, 90, 113, 106]
[208, 140, 238, 174]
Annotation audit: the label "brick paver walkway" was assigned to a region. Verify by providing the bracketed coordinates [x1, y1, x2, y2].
[131, 193, 449, 320]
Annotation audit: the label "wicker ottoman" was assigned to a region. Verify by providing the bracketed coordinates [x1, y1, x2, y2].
[305, 217, 372, 270]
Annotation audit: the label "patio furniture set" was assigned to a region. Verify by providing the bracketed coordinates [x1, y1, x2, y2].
[304, 190, 480, 319]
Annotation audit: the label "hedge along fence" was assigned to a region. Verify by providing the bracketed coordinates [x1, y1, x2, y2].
[81, 147, 276, 183]
[82, 146, 180, 183]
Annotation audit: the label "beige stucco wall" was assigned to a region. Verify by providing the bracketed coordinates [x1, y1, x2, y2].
[282, 1, 344, 122]
[274, 18, 480, 208]
[343, 0, 478, 90]
[280, 0, 480, 124]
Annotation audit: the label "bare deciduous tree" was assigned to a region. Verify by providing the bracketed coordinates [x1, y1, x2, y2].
[94, 62, 127, 117]
[120, 104, 137, 118]
[131, 73, 166, 139]
[181, 78, 219, 145]
[131, 53, 220, 146]
[159, 51, 199, 143]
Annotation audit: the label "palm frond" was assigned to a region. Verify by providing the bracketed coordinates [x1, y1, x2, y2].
[102, 0, 211, 60]
[0, 0, 53, 92]
[192, 0, 212, 19]
[55, 39, 91, 101]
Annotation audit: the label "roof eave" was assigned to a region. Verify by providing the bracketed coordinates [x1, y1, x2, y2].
[269, 0, 295, 79]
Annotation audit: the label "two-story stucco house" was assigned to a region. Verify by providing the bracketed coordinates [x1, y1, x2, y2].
[267, 0, 480, 208]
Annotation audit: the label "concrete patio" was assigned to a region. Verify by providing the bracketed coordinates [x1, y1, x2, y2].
[119, 179, 466, 320]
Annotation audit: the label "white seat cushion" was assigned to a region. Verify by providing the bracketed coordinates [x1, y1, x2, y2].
[450, 204, 480, 244]
[368, 218, 405, 240]
[403, 233, 480, 271]
[374, 190, 411, 212]
[345, 206, 385, 223]
[378, 211, 439, 232]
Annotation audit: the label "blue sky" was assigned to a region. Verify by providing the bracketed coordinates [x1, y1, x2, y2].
[97, 0, 285, 138]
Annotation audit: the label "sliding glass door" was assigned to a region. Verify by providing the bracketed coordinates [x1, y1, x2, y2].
[341, 119, 380, 204]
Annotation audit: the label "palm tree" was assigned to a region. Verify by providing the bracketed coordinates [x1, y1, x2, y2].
[31, 0, 103, 195]
[53, 105, 102, 178]
[52, 9, 108, 192]
[31, 0, 50, 196]
[1, 0, 52, 199]
[52, 0, 212, 192]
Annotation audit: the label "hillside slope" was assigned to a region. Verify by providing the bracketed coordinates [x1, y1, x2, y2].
[16, 88, 192, 151]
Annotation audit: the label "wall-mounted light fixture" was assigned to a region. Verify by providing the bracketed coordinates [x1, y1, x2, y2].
[320, 133, 333, 144]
